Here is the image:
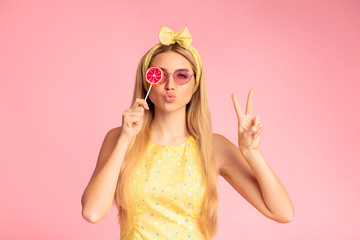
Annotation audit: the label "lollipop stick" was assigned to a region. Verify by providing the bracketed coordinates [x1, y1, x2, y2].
[144, 84, 152, 101]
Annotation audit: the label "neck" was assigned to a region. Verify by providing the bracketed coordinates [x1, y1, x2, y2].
[150, 107, 189, 140]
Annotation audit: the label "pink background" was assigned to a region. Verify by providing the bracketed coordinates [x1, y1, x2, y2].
[1, 0, 359, 239]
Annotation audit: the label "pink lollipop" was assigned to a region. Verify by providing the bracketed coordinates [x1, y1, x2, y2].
[144, 67, 164, 100]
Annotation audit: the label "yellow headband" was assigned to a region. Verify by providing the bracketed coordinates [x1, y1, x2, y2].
[142, 26, 203, 94]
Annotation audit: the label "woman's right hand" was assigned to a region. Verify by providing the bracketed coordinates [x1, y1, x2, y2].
[120, 98, 150, 142]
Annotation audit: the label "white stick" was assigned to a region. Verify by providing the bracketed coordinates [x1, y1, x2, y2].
[144, 84, 152, 101]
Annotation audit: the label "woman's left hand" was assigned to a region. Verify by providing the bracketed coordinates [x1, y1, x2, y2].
[231, 89, 263, 151]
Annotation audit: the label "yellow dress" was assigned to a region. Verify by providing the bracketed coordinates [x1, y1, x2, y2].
[121, 135, 207, 240]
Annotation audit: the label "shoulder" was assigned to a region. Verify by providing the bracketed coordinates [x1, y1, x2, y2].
[211, 133, 236, 176]
[212, 132, 226, 143]
[89, 126, 123, 183]
[212, 133, 234, 152]
[212, 132, 252, 178]
[100, 126, 123, 150]
[108, 126, 122, 137]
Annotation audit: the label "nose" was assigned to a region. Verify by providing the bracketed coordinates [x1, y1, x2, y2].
[164, 73, 176, 90]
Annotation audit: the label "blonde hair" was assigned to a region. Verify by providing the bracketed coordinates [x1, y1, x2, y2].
[114, 43, 219, 239]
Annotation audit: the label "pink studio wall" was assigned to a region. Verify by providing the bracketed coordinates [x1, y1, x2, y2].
[1, 0, 359, 239]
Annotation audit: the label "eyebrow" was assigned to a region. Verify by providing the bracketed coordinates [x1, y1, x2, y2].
[159, 67, 191, 72]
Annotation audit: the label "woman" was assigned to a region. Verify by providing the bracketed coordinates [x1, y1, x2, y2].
[81, 26, 295, 240]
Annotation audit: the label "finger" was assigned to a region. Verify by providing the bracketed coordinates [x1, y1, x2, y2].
[254, 126, 263, 138]
[231, 93, 244, 124]
[136, 98, 149, 109]
[246, 89, 254, 116]
[124, 118, 137, 128]
[132, 107, 145, 114]
[122, 110, 142, 118]
[132, 98, 149, 110]
[124, 110, 144, 119]
[124, 116, 141, 127]
[251, 116, 261, 132]
[124, 111, 143, 119]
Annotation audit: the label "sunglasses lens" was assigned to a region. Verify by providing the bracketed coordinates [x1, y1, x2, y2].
[160, 71, 168, 84]
[158, 69, 193, 85]
[174, 70, 192, 84]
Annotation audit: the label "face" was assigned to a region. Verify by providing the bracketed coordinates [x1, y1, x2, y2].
[148, 51, 195, 113]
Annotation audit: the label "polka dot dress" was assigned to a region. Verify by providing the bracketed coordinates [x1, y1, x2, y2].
[121, 135, 206, 240]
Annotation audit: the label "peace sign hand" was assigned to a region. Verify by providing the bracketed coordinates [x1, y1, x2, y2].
[232, 89, 263, 151]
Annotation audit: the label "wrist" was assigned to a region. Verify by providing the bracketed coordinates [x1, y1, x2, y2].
[117, 134, 134, 146]
[239, 147, 261, 158]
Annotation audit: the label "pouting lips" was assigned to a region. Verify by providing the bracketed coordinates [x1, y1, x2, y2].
[164, 93, 176, 102]
[165, 93, 176, 98]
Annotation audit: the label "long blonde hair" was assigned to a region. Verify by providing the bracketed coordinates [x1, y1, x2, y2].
[114, 43, 219, 239]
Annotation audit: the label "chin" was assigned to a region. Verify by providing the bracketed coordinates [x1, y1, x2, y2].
[156, 102, 186, 113]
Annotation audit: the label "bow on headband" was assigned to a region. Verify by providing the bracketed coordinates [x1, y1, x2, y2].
[142, 26, 203, 94]
[158, 26, 192, 49]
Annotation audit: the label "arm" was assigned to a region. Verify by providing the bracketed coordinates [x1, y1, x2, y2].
[81, 98, 148, 223]
[216, 90, 294, 223]
[214, 133, 294, 223]
[81, 126, 131, 223]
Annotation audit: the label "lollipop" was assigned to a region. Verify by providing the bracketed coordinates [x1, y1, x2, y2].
[144, 67, 164, 101]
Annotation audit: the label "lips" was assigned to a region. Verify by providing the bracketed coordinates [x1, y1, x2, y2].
[164, 92, 176, 102]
